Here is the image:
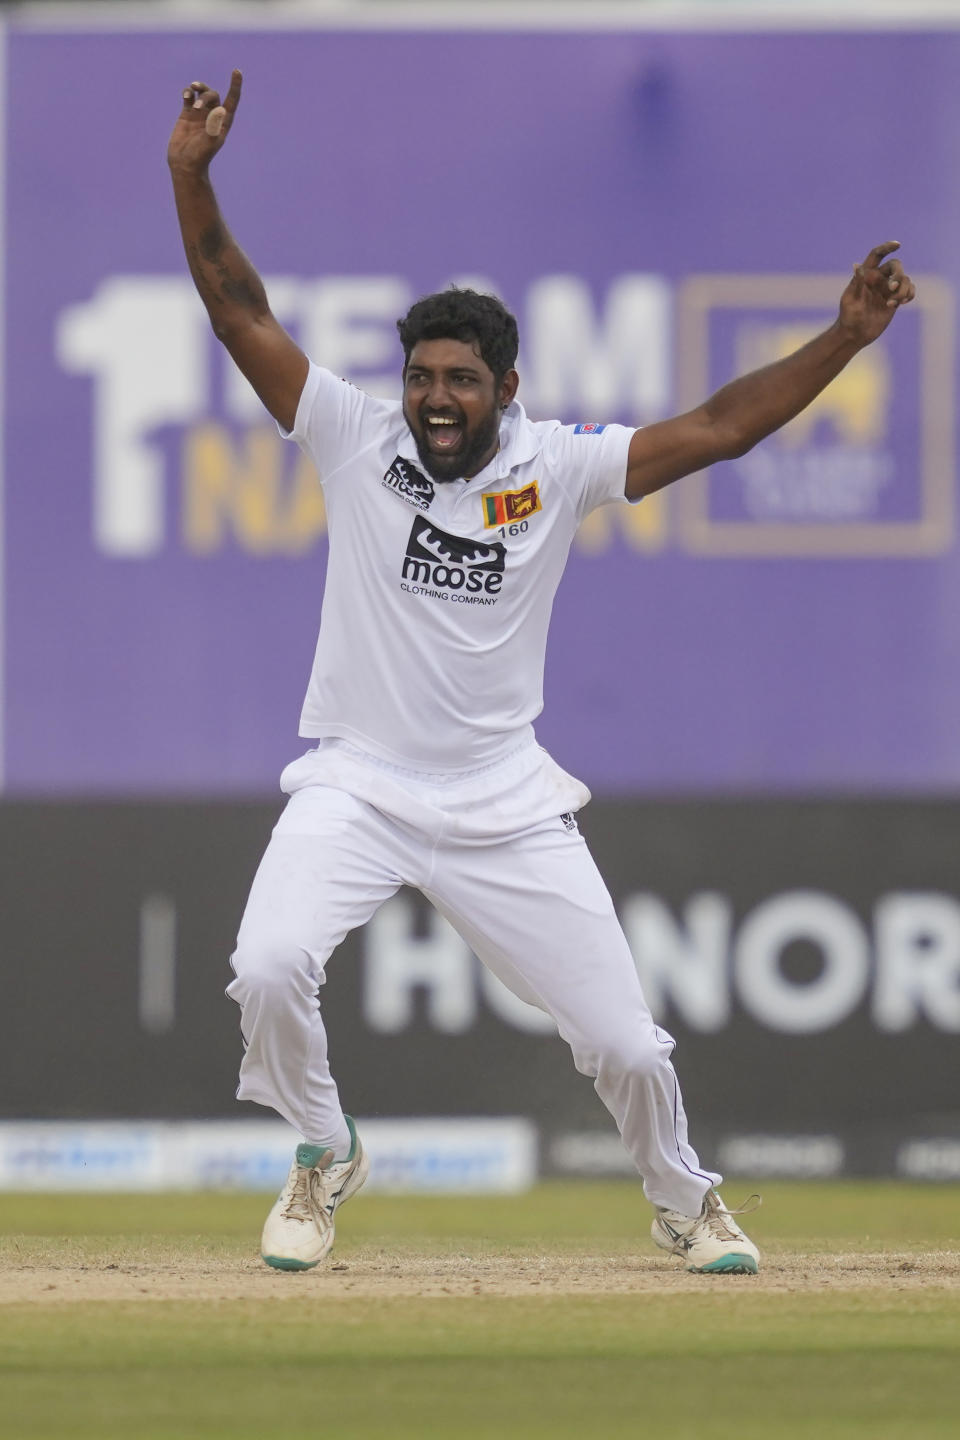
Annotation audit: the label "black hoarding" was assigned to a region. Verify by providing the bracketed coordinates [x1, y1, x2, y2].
[1, 799, 958, 1177]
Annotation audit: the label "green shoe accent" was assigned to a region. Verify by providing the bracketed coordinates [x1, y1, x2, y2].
[296, 1120, 357, 1171]
[295, 1143, 330, 1168]
[262, 1254, 318, 1272]
[693, 1254, 758, 1275]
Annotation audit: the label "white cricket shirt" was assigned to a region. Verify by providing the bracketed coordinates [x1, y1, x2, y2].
[282, 363, 634, 774]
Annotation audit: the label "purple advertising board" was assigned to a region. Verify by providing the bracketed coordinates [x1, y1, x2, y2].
[3, 18, 959, 796]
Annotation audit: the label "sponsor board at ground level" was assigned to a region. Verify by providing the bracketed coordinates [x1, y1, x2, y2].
[715, 1134, 845, 1179]
[547, 1128, 960, 1181]
[547, 1130, 847, 1180]
[0, 1119, 537, 1194]
[896, 1139, 960, 1182]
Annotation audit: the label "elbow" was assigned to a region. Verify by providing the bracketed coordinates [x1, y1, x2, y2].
[700, 403, 752, 462]
[210, 308, 268, 349]
[715, 423, 754, 461]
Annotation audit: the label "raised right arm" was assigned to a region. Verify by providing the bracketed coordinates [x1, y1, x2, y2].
[167, 71, 308, 433]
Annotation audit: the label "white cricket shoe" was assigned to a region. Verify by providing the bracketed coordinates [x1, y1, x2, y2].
[652, 1189, 760, 1274]
[261, 1117, 369, 1272]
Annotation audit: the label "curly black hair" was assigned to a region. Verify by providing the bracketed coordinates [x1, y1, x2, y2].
[397, 288, 519, 382]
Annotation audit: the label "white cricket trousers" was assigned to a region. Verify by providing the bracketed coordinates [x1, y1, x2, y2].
[226, 743, 719, 1216]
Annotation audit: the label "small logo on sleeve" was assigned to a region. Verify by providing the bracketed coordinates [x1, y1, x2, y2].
[573, 423, 606, 435]
[482, 480, 542, 528]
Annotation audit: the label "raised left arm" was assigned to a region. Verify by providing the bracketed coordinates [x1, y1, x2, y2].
[625, 241, 916, 500]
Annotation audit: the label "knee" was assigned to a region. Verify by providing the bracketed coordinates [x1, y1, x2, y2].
[595, 1023, 673, 1083]
[228, 934, 317, 1001]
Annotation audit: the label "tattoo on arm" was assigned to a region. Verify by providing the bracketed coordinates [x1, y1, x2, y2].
[187, 223, 267, 319]
[218, 271, 264, 308]
[173, 171, 272, 337]
[198, 221, 225, 263]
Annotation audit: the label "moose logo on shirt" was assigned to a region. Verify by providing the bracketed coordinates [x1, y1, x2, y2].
[400, 517, 506, 601]
[382, 456, 436, 511]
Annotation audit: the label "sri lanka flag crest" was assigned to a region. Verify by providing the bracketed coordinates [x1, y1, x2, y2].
[482, 480, 542, 528]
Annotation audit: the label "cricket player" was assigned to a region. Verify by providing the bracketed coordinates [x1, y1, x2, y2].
[168, 72, 915, 1275]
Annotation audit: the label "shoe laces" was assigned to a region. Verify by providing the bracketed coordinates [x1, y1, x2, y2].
[281, 1165, 322, 1225]
[701, 1190, 761, 1240]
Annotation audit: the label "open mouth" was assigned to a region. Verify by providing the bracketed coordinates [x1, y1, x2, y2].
[424, 415, 464, 453]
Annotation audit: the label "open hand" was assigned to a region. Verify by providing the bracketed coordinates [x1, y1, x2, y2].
[838, 241, 916, 347]
[167, 69, 243, 174]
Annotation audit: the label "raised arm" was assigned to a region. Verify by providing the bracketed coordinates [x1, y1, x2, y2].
[167, 71, 308, 432]
[625, 242, 916, 500]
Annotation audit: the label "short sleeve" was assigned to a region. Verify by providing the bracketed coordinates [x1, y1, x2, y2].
[278, 362, 395, 480]
[543, 423, 636, 520]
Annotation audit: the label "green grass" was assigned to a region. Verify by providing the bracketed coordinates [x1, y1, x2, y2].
[3, 1294, 960, 1440]
[1, 1182, 959, 1439]
[4, 1177, 959, 1246]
